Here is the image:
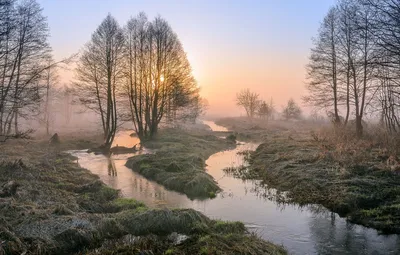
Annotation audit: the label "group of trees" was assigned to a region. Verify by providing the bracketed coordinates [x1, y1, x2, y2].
[236, 89, 302, 120]
[236, 89, 275, 120]
[236, 88, 302, 120]
[305, 0, 400, 136]
[75, 13, 201, 149]
[0, 0, 52, 136]
[0, 0, 203, 148]
[0, 0, 73, 137]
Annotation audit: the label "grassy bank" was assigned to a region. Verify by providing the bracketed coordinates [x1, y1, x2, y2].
[215, 117, 317, 142]
[125, 128, 236, 199]
[0, 133, 285, 254]
[222, 119, 400, 234]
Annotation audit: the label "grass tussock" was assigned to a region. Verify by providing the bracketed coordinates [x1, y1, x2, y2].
[126, 128, 235, 199]
[84, 213, 286, 255]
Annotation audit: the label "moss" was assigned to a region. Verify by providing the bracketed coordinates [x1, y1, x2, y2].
[112, 198, 145, 210]
[165, 248, 176, 255]
[209, 191, 216, 198]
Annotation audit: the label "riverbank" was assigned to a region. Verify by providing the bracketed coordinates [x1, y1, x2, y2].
[126, 128, 236, 199]
[215, 117, 317, 142]
[0, 132, 286, 254]
[217, 117, 400, 234]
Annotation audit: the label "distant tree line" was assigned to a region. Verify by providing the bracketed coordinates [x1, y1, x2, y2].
[236, 88, 302, 120]
[75, 13, 203, 150]
[304, 0, 400, 137]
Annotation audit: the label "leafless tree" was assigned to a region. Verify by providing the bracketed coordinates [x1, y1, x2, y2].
[362, 0, 400, 133]
[304, 7, 341, 125]
[39, 56, 59, 135]
[257, 100, 273, 120]
[0, 0, 54, 136]
[236, 89, 260, 118]
[75, 14, 125, 151]
[282, 98, 302, 120]
[305, 0, 381, 137]
[182, 96, 208, 123]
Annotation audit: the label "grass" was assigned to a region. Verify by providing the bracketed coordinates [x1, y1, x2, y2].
[125, 128, 236, 199]
[85, 211, 286, 255]
[0, 131, 285, 254]
[222, 119, 400, 234]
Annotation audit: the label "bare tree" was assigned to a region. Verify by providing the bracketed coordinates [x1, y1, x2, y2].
[40, 57, 59, 135]
[75, 14, 125, 151]
[0, 0, 53, 136]
[236, 89, 260, 118]
[258, 100, 273, 120]
[304, 7, 341, 125]
[305, 1, 380, 137]
[124, 13, 197, 140]
[282, 98, 302, 120]
[183, 96, 208, 123]
[362, 0, 400, 133]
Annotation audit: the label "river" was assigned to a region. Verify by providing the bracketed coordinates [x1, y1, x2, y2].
[69, 122, 400, 255]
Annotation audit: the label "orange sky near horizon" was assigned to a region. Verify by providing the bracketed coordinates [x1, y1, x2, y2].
[40, 0, 335, 118]
[188, 50, 308, 117]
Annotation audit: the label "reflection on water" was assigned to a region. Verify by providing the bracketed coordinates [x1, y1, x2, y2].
[202, 120, 229, 132]
[112, 130, 139, 148]
[70, 128, 400, 255]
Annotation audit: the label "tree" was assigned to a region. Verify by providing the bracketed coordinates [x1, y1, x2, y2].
[0, 0, 53, 135]
[337, 0, 358, 125]
[305, 1, 379, 137]
[258, 100, 272, 120]
[40, 57, 59, 135]
[124, 13, 197, 140]
[282, 99, 302, 120]
[362, 0, 400, 133]
[75, 14, 125, 151]
[304, 7, 341, 125]
[236, 89, 260, 118]
[182, 96, 208, 123]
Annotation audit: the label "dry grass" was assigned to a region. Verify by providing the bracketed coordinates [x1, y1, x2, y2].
[0, 132, 285, 254]
[221, 120, 400, 234]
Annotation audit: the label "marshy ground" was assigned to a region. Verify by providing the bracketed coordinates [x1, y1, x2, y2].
[0, 129, 286, 255]
[218, 117, 400, 234]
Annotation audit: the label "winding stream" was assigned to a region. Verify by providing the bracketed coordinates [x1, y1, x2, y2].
[70, 123, 400, 255]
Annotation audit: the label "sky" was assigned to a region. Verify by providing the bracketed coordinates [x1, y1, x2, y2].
[37, 0, 336, 117]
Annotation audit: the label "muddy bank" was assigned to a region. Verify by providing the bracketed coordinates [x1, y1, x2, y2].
[125, 128, 236, 199]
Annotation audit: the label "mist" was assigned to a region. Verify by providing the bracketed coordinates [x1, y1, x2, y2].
[2, 1, 400, 255]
